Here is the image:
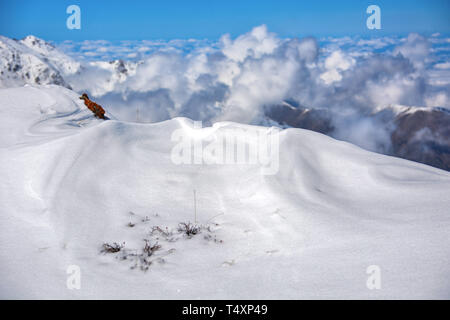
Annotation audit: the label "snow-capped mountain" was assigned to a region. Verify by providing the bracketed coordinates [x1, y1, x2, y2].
[0, 35, 138, 94]
[266, 101, 450, 171]
[1, 84, 449, 299]
[20, 35, 80, 75]
[0, 35, 78, 88]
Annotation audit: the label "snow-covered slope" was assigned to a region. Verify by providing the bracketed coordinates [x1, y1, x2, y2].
[1, 85, 450, 299]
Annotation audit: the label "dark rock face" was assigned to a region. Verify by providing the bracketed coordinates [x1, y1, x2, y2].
[266, 102, 450, 172]
[391, 108, 450, 171]
[110, 59, 128, 74]
[265, 103, 334, 135]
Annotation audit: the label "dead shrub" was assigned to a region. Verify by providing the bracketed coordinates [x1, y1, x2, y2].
[101, 242, 124, 253]
[177, 222, 201, 237]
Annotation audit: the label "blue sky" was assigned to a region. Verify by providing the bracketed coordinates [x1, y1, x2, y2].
[1, 0, 449, 40]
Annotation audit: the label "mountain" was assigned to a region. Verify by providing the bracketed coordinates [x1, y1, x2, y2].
[265, 101, 334, 134]
[0, 35, 78, 89]
[266, 102, 450, 171]
[1, 84, 449, 298]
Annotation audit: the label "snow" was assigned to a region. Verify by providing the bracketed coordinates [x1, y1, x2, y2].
[0, 35, 78, 89]
[1, 84, 450, 299]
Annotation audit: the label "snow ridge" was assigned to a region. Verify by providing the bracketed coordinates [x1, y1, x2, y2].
[1, 85, 450, 299]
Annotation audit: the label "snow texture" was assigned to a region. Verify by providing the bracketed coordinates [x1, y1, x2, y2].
[1, 85, 449, 299]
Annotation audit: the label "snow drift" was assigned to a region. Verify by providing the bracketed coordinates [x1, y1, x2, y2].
[1, 85, 450, 299]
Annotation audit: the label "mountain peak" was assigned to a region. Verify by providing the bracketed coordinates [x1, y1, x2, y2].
[0, 34, 77, 89]
[21, 35, 55, 53]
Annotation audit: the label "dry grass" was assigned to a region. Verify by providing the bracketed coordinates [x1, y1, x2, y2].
[101, 242, 124, 253]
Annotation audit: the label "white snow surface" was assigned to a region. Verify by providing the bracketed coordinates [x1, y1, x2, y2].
[1, 85, 450, 299]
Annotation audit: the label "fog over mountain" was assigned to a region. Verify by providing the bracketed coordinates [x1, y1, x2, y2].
[1, 26, 449, 170]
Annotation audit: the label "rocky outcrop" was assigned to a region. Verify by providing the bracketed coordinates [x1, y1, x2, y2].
[265, 102, 334, 135]
[391, 108, 450, 171]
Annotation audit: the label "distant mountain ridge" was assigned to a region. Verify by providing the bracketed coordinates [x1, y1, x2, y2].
[0, 35, 77, 88]
[265, 101, 450, 171]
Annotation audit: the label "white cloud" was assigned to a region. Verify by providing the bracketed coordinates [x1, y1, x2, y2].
[220, 25, 280, 62]
[320, 50, 355, 84]
[53, 26, 449, 153]
[434, 62, 450, 70]
[393, 33, 431, 69]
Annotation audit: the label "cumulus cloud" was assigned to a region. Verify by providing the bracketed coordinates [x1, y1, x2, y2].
[393, 33, 431, 70]
[59, 25, 449, 154]
[434, 62, 450, 69]
[320, 50, 355, 84]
